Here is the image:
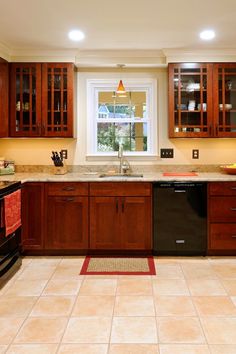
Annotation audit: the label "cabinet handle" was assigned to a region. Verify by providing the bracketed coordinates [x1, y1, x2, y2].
[231, 187, 236, 190]
[42, 124, 45, 135]
[176, 240, 185, 244]
[116, 199, 118, 213]
[231, 235, 236, 238]
[62, 197, 75, 202]
[122, 198, 125, 213]
[62, 186, 75, 191]
[230, 208, 236, 211]
[215, 124, 218, 136]
[209, 124, 212, 135]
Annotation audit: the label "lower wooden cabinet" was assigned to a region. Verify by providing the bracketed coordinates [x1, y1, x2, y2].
[21, 182, 44, 251]
[208, 182, 236, 254]
[89, 183, 152, 251]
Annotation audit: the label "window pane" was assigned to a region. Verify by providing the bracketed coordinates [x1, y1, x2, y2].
[97, 122, 147, 152]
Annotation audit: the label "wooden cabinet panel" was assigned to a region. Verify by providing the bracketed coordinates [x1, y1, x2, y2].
[90, 182, 152, 197]
[90, 197, 121, 249]
[209, 197, 236, 222]
[0, 61, 9, 137]
[209, 182, 236, 196]
[121, 197, 152, 250]
[45, 195, 88, 250]
[21, 183, 44, 250]
[209, 224, 236, 250]
[47, 182, 88, 196]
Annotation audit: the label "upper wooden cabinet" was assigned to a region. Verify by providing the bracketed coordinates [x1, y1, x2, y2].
[10, 62, 74, 137]
[168, 63, 213, 138]
[0, 60, 9, 137]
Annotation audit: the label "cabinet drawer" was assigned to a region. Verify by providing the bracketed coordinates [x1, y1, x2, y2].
[209, 223, 236, 250]
[209, 182, 236, 196]
[46, 182, 88, 196]
[89, 182, 152, 197]
[209, 196, 236, 222]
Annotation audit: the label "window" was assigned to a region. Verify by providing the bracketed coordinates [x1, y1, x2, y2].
[87, 79, 157, 156]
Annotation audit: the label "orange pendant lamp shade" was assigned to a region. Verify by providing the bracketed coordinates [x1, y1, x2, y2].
[116, 79, 126, 94]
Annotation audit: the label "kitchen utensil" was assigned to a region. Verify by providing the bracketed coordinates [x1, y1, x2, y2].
[220, 165, 236, 175]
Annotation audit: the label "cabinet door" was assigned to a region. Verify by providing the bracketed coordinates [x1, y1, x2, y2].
[213, 63, 236, 137]
[21, 183, 44, 250]
[10, 63, 41, 137]
[90, 197, 121, 249]
[45, 196, 88, 249]
[42, 63, 74, 137]
[0, 61, 9, 137]
[121, 197, 152, 250]
[169, 63, 213, 138]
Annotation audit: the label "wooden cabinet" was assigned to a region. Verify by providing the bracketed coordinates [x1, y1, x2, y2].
[169, 62, 236, 138]
[10, 63, 74, 137]
[89, 182, 152, 251]
[21, 183, 44, 251]
[45, 183, 88, 251]
[208, 182, 236, 254]
[0, 60, 9, 137]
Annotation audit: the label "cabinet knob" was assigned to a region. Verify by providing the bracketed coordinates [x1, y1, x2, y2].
[62, 197, 75, 202]
[62, 187, 75, 191]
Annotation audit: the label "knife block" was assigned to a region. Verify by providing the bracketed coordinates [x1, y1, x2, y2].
[53, 165, 67, 175]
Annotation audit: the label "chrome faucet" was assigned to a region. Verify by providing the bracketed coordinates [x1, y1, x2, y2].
[118, 143, 130, 174]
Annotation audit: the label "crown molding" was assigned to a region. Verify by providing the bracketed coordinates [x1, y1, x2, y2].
[0, 42, 11, 61]
[10, 48, 78, 63]
[163, 48, 236, 63]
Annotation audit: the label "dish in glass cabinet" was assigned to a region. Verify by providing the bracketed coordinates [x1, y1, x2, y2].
[220, 165, 236, 175]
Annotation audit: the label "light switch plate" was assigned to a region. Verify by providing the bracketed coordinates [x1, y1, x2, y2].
[160, 148, 174, 158]
[192, 149, 199, 159]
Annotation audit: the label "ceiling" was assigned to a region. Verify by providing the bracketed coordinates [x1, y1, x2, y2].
[1, 0, 236, 65]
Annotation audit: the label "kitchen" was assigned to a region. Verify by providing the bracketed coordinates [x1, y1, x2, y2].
[0, 0, 236, 353]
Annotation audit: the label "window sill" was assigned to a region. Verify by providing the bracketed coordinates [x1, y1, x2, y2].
[86, 154, 161, 162]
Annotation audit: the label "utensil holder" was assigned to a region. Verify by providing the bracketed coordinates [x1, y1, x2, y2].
[53, 165, 67, 175]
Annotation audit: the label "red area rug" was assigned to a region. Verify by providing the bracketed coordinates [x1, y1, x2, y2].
[80, 256, 156, 275]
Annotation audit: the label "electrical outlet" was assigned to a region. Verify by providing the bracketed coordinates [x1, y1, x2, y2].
[61, 149, 68, 159]
[192, 149, 199, 159]
[160, 148, 174, 158]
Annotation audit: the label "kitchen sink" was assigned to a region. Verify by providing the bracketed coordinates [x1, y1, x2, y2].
[99, 173, 143, 178]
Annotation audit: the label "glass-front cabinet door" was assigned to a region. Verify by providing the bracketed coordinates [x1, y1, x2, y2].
[41, 63, 74, 137]
[213, 64, 236, 137]
[10, 63, 41, 136]
[168, 63, 213, 137]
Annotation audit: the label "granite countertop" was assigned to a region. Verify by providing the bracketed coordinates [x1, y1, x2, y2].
[1, 171, 236, 183]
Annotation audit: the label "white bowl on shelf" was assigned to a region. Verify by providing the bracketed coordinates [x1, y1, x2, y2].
[219, 104, 232, 111]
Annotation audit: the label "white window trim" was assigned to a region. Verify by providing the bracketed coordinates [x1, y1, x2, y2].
[86, 78, 157, 157]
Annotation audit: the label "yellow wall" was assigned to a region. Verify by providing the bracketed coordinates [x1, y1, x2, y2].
[1, 68, 236, 166]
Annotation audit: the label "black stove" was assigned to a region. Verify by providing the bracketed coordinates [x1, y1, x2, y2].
[0, 181, 21, 196]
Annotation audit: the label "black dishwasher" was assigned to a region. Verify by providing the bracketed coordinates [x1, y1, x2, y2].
[153, 182, 207, 255]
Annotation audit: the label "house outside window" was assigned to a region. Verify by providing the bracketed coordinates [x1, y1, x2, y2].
[87, 79, 157, 156]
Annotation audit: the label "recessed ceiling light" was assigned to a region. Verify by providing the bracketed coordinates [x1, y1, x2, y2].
[68, 30, 85, 42]
[199, 30, 215, 41]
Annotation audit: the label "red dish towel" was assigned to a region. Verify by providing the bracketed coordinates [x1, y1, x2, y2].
[4, 189, 21, 237]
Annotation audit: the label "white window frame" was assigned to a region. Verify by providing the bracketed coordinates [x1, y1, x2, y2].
[87, 78, 157, 157]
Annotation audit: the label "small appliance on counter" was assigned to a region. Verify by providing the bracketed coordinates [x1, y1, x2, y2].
[0, 158, 15, 176]
[51, 150, 67, 175]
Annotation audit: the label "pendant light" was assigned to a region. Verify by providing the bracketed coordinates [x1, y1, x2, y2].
[116, 64, 126, 95]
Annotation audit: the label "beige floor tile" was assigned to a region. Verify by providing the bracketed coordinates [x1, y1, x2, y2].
[210, 265, 236, 278]
[157, 317, 205, 344]
[114, 296, 155, 316]
[159, 344, 210, 353]
[154, 265, 184, 279]
[111, 317, 158, 343]
[6, 344, 58, 354]
[60, 257, 85, 266]
[0, 318, 25, 344]
[154, 296, 196, 316]
[152, 279, 189, 296]
[14, 317, 68, 343]
[79, 279, 117, 295]
[0, 296, 37, 317]
[72, 295, 115, 316]
[0, 276, 17, 296]
[51, 265, 83, 280]
[187, 279, 227, 296]
[0, 346, 8, 353]
[17, 266, 56, 280]
[21, 257, 33, 267]
[209, 344, 236, 353]
[28, 256, 62, 267]
[42, 278, 82, 296]
[221, 279, 236, 296]
[117, 278, 152, 295]
[62, 317, 112, 343]
[5, 279, 48, 296]
[181, 264, 217, 279]
[30, 296, 75, 317]
[58, 344, 108, 354]
[109, 344, 159, 353]
[231, 296, 236, 306]
[201, 317, 236, 344]
[193, 296, 236, 316]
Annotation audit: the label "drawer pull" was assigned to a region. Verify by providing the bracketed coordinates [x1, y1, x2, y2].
[230, 208, 236, 211]
[231, 235, 236, 238]
[176, 240, 185, 244]
[62, 186, 75, 191]
[231, 187, 236, 190]
[62, 197, 75, 202]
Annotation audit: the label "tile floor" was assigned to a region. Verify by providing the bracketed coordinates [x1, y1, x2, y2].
[0, 256, 236, 353]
